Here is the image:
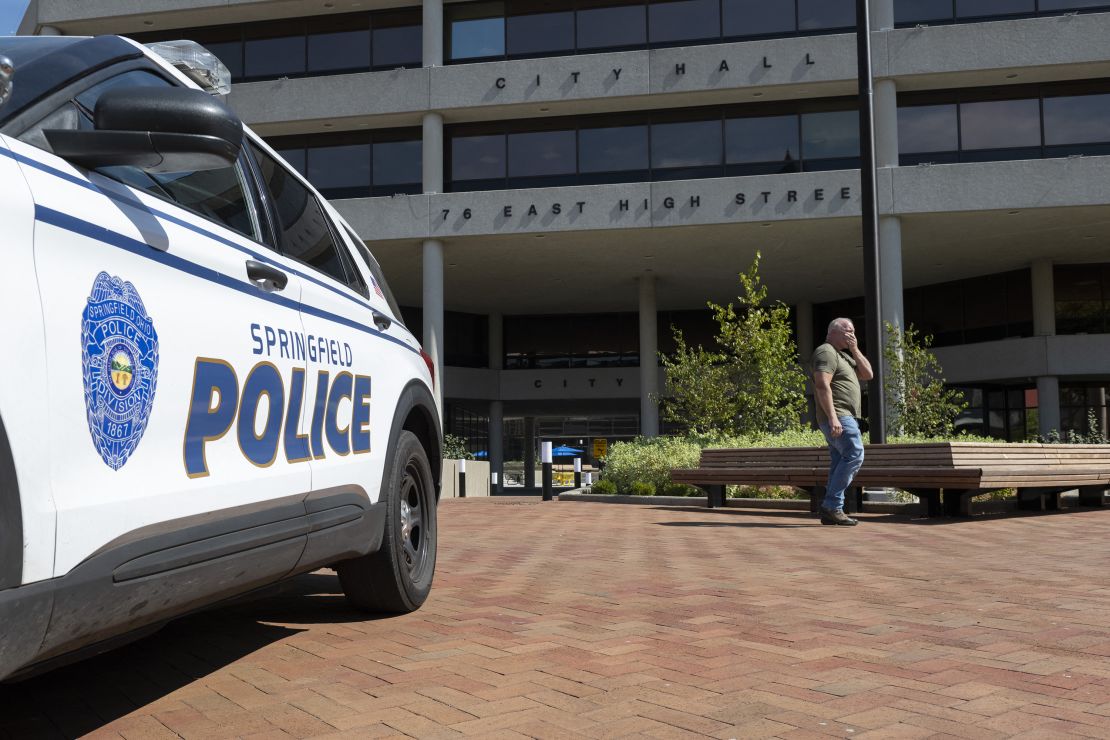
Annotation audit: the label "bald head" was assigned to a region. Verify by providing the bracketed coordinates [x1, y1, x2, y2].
[826, 318, 856, 350]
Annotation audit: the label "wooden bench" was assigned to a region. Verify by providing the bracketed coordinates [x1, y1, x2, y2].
[670, 443, 1110, 518]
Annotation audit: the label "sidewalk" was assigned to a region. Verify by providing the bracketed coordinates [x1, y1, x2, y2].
[4, 499, 1110, 738]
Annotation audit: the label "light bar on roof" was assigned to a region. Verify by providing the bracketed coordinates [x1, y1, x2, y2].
[145, 39, 231, 95]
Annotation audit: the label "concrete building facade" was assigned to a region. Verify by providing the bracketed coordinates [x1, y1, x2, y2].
[21, 0, 1110, 481]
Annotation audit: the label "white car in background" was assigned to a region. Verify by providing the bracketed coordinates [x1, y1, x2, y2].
[0, 35, 441, 681]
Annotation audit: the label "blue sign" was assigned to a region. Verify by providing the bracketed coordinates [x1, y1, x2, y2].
[81, 272, 159, 470]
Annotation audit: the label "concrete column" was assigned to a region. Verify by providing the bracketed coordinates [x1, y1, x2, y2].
[523, 416, 536, 489]
[422, 112, 443, 194]
[1031, 259, 1060, 438]
[879, 217, 904, 333]
[422, 0, 443, 67]
[638, 273, 659, 437]
[796, 301, 814, 363]
[1037, 376, 1061, 439]
[1032, 259, 1056, 336]
[872, 0, 895, 30]
[489, 400, 503, 491]
[39, 26, 62, 36]
[874, 80, 899, 169]
[488, 312, 502, 370]
[422, 239, 444, 411]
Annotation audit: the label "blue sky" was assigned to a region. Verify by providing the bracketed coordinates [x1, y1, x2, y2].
[2, 0, 31, 34]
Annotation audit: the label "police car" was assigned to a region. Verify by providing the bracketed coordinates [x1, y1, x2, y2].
[0, 35, 441, 681]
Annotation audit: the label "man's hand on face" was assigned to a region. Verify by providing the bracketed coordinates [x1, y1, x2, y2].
[844, 329, 858, 353]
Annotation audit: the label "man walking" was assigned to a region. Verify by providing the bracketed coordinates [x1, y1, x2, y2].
[812, 318, 873, 526]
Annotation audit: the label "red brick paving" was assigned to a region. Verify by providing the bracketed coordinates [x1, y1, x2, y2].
[4, 499, 1110, 738]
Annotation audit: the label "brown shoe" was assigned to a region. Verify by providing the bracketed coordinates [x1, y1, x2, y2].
[820, 507, 858, 526]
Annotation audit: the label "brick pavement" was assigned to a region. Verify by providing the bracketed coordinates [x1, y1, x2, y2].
[4, 499, 1110, 739]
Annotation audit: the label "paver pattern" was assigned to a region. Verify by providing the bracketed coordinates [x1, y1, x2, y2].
[4, 499, 1110, 739]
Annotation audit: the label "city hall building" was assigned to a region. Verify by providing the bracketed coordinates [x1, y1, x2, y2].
[21, 0, 1110, 480]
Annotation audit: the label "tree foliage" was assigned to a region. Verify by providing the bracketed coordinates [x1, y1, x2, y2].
[883, 322, 967, 437]
[657, 253, 807, 436]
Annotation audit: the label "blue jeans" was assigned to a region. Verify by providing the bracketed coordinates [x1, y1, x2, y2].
[818, 416, 865, 512]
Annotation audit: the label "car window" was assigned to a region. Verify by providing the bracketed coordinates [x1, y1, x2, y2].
[250, 142, 365, 292]
[344, 224, 403, 320]
[18, 68, 262, 242]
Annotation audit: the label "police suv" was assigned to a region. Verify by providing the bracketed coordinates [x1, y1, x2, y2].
[0, 35, 441, 681]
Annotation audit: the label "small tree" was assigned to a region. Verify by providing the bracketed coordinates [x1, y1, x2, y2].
[442, 433, 473, 460]
[883, 322, 967, 437]
[658, 252, 807, 436]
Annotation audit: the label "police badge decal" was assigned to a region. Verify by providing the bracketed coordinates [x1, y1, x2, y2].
[81, 272, 160, 470]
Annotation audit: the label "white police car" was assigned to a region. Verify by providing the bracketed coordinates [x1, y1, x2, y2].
[0, 35, 441, 681]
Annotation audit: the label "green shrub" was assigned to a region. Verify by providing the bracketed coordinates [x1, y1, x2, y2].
[442, 433, 472, 460]
[591, 479, 617, 495]
[661, 482, 700, 497]
[629, 481, 656, 496]
[603, 436, 702, 493]
[727, 485, 806, 499]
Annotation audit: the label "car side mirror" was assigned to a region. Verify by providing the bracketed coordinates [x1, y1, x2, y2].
[44, 86, 243, 173]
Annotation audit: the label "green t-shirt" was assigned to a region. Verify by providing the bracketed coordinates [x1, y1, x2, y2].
[812, 342, 861, 424]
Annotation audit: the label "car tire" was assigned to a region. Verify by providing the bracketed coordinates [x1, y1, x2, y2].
[337, 430, 437, 613]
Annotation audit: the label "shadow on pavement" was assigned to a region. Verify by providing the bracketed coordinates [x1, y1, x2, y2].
[0, 571, 371, 738]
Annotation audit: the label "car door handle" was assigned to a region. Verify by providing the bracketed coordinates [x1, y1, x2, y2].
[245, 260, 288, 291]
[372, 309, 392, 331]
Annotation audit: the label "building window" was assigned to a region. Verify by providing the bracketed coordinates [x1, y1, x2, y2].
[447, 1, 506, 60]
[648, 0, 721, 45]
[577, 1, 647, 50]
[900, 82, 1110, 165]
[448, 100, 856, 191]
[504, 313, 639, 369]
[1060, 383, 1110, 439]
[901, 269, 1033, 347]
[1055, 264, 1110, 334]
[797, 0, 855, 30]
[722, 0, 796, 38]
[507, 0, 575, 57]
[896, 0, 1109, 25]
[266, 129, 421, 200]
[134, 9, 418, 83]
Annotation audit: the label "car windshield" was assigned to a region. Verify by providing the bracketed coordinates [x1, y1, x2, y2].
[0, 36, 85, 67]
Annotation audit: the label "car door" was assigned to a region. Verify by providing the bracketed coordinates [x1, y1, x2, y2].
[12, 69, 312, 578]
[246, 141, 423, 511]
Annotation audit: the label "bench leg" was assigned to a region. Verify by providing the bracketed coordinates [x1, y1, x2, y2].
[705, 485, 726, 509]
[809, 486, 824, 514]
[844, 486, 863, 515]
[1017, 489, 1044, 512]
[1078, 486, 1107, 507]
[941, 490, 969, 517]
[919, 489, 942, 518]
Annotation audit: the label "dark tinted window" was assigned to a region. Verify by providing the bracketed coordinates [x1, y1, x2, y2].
[957, 0, 1035, 16]
[726, 115, 800, 171]
[648, 0, 720, 44]
[1039, 0, 1108, 7]
[508, 4, 575, 56]
[508, 130, 576, 179]
[251, 144, 350, 287]
[307, 15, 370, 74]
[801, 110, 859, 159]
[960, 98, 1039, 150]
[894, 0, 954, 23]
[723, 0, 795, 37]
[1043, 93, 1110, 146]
[798, 0, 855, 29]
[307, 141, 371, 200]
[898, 104, 958, 152]
[651, 119, 722, 170]
[577, 3, 647, 49]
[373, 139, 422, 193]
[373, 22, 422, 68]
[244, 22, 306, 79]
[1055, 264, 1108, 334]
[451, 134, 506, 183]
[579, 125, 649, 174]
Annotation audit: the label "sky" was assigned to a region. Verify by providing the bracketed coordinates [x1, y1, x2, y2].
[2, 0, 31, 34]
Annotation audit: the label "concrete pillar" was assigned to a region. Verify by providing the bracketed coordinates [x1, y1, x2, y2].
[879, 217, 904, 333]
[422, 239, 444, 411]
[523, 416, 536, 489]
[874, 80, 898, 169]
[422, 112, 443, 194]
[39, 26, 61, 36]
[1031, 259, 1060, 438]
[422, 0, 443, 67]
[1037, 376, 1061, 439]
[872, 0, 895, 30]
[638, 273, 659, 437]
[796, 301, 814, 363]
[489, 400, 503, 491]
[1032, 259, 1056, 336]
[488, 312, 502, 370]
